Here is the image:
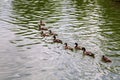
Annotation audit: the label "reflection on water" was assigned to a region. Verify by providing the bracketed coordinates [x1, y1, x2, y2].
[0, 0, 120, 80]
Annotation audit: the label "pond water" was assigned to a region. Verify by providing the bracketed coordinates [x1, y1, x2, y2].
[0, 0, 120, 80]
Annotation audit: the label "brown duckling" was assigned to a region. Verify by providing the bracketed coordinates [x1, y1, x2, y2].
[82, 47, 95, 58]
[40, 20, 45, 26]
[102, 55, 112, 63]
[49, 30, 58, 36]
[64, 43, 73, 51]
[41, 31, 49, 37]
[38, 25, 48, 31]
[53, 35, 62, 44]
[74, 43, 82, 50]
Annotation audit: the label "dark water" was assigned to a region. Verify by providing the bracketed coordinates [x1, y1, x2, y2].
[0, 0, 120, 80]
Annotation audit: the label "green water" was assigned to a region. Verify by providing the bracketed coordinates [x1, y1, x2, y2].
[0, 0, 120, 80]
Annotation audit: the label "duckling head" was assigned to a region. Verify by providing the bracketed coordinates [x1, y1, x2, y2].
[53, 35, 56, 39]
[102, 55, 105, 58]
[64, 43, 67, 46]
[82, 47, 86, 51]
[75, 43, 78, 46]
[40, 20, 45, 26]
[49, 30, 52, 33]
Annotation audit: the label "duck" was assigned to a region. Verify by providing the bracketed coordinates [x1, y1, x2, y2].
[53, 35, 62, 44]
[38, 25, 48, 31]
[49, 30, 58, 36]
[40, 20, 45, 26]
[64, 43, 73, 51]
[40, 31, 49, 37]
[82, 47, 95, 58]
[102, 55, 112, 63]
[74, 43, 82, 50]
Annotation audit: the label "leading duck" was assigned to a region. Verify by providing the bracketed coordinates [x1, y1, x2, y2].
[40, 20, 45, 26]
[38, 20, 48, 30]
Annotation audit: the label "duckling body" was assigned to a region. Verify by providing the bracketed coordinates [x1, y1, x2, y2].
[53, 35, 62, 44]
[39, 25, 48, 30]
[82, 47, 95, 58]
[49, 30, 58, 36]
[41, 31, 49, 37]
[64, 43, 73, 51]
[74, 43, 82, 50]
[102, 55, 112, 62]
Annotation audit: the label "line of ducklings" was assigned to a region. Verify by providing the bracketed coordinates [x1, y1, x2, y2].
[38, 20, 112, 63]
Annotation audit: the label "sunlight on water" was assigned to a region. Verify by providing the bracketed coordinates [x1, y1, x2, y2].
[0, 0, 120, 80]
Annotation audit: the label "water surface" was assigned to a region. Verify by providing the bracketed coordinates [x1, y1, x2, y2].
[0, 0, 120, 80]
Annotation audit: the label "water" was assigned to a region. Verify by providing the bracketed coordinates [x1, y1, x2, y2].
[0, 0, 120, 80]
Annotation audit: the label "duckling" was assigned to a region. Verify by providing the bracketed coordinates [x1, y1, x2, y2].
[74, 43, 82, 50]
[38, 25, 48, 31]
[102, 55, 112, 63]
[40, 20, 45, 26]
[53, 35, 62, 44]
[82, 47, 95, 58]
[64, 43, 73, 51]
[49, 30, 58, 36]
[41, 31, 49, 37]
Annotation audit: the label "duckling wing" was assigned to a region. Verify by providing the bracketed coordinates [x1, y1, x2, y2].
[85, 51, 91, 55]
